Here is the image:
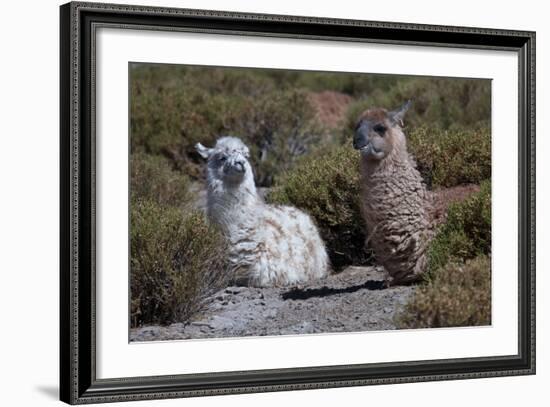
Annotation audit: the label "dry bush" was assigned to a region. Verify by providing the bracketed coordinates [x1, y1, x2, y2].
[397, 182, 492, 329]
[290, 71, 399, 96]
[130, 65, 329, 186]
[230, 89, 328, 186]
[130, 201, 230, 327]
[130, 152, 191, 206]
[397, 255, 491, 328]
[345, 77, 491, 131]
[408, 126, 491, 188]
[427, 180, 491, 278]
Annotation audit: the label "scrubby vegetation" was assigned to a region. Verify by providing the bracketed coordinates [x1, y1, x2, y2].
[344, 77, 491, 132]
[130, 201, 230, 326]
[397, 255, 491, 328]
[396, 182, 491, 328]
[268, 145, 370, 269]
[130, 152, 191, 206]
[131, 65, 329, 186]
[408, 126, 491, 188]
[427, 180, 491, 279]
[130, 131, 230, 327]
[130, 63, 493, 330]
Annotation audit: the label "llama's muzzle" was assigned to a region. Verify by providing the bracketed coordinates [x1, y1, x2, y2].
[233, 161, 245, 173]
[353, 122, 370, 150]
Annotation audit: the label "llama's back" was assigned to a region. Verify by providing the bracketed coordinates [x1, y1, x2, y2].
[240, 204, 329, 287]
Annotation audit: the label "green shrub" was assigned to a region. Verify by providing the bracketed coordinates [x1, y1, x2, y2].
[408, 126, 491, 188]
[131, 64, 329, 186]
[344, 77, 491, 131]
[130, 72, 236, 179]
[427, 180, 491, 279]
[291, 71, 400, 96]
[132, 64, 491, 189]
[268, 145, 371, 269]
[233, 89, 329, 186]
[130, 152, 191, 206]
[397, 180, 491, 329]
[130, 201, 230, 327]
[397, 255, 491, 328]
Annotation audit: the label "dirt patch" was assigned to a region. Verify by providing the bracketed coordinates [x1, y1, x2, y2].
[307, 91, 353, 129]
[130, 266, 415, 341]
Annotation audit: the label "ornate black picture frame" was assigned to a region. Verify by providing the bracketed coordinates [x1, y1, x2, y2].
[60, 1, 535, 404]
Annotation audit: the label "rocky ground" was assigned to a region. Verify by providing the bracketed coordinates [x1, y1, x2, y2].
[130, 266, 416, 342]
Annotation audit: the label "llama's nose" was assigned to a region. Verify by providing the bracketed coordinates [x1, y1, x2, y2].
[234, 161, 245, 172]
[353, 135, 367, 150]
[353, 125, 372, 150]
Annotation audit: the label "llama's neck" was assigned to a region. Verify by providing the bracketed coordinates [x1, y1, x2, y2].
[205, 172, 262, 233]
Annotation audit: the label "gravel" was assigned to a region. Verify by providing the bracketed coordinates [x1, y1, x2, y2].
[130, 266, 416, 342]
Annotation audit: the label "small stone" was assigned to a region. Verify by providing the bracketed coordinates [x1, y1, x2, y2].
[169, 323, 185, 331]
[207, 316, 235, 330]
[190, 321, 210, 327]
[263, 309, 277, 319]
[226, 287, 246, 295]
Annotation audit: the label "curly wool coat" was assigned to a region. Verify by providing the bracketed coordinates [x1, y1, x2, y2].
[359, 123, 432, 284]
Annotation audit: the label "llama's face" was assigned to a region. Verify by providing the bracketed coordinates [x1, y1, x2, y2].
[196, 137, 252, 184]
[353, 101, 411, 161]
[212, 147, 251, 183]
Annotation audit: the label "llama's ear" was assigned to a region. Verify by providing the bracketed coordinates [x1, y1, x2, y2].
[389, 100, 412, 126]
[195, 143, 212, 159]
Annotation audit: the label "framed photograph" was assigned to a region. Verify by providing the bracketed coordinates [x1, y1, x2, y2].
[60, 1, 535, 404]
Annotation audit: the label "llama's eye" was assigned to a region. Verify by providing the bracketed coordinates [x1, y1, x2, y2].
[373, 124, 387, 135]
[219, 155, 227, 162]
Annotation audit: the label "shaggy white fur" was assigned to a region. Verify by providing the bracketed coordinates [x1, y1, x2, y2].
[196, 136, 330, 287]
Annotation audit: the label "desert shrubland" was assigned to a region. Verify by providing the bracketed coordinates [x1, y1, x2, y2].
[130, 63, 492, 330]
[344, 77, 491, 131]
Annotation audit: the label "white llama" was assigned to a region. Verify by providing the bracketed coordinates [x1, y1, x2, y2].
[196, 136, 330, 287]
